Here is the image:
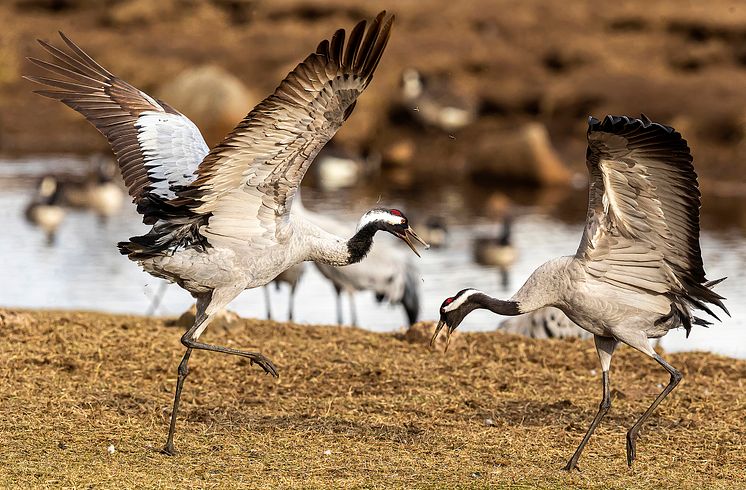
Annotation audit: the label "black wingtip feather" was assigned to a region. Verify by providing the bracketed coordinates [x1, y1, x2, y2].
[316, 39, 329, 56]
[589, 114, 678, 137]
[343, 19, 367, 69]
[329, 28, 345, 66]
[361, 14, 394, 80]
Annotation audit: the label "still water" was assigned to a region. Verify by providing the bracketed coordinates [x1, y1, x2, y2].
[1, 156, 744, 358]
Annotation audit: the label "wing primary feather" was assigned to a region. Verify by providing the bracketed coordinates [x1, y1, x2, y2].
[58, 31, 115, 77]
[36, 39, 103, 79]
[316, 39, 329, 56]
[354, 10, 384, 69]
[329, 29, 345, 66]
[362, 14, 394, 80]
[343, 19, 367, 69]
[26, 57, 102, 85]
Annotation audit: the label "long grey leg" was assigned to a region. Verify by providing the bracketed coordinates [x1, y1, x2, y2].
[349, 292, 358, 327]
[263, 286, 273, 320]
[334, 286, 343, 325]
[626, 354, 682, 466]
[162, 347, 192, 455]
[287, 284, 296, 321]
[162, 293, 211, 456]
[181, 320, 278, 377]
[162, 292, 278, 456]
[146, 281, 169, 316]
[564, 335, 618, 471]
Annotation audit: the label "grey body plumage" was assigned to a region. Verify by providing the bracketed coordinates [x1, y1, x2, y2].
[433, 115, 728, 469]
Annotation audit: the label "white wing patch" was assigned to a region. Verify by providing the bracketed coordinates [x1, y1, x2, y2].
[135, 111, 210, 199]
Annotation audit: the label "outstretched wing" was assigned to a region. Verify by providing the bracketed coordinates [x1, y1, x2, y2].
[25, 32, 209, 224]
[175, 11, 394, 248]
[576, 115, 726, 317]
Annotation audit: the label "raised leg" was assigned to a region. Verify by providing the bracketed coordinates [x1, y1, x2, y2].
[161, 290, 278, 456]
[564, 335, 618, 471]
[264, 285, 273, 320]
[181, 318, 278, 377]
[626, 354, 682, 466]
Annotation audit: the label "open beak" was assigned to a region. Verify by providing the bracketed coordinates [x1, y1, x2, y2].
[400, 226, 430, 257]
[430, 319, 453, 352]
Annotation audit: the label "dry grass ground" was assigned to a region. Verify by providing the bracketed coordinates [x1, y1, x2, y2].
[0, 308, 744, 488]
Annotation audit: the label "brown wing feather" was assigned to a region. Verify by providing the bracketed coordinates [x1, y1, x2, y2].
[176, 11, 394, 248]
[25, 32, 209, 224]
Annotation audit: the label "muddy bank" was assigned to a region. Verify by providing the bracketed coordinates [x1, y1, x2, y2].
[1, 309, 744, 488]
[1, 0, 746, 186]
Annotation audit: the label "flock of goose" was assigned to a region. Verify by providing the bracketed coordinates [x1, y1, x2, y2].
[25, 11, 727, 470]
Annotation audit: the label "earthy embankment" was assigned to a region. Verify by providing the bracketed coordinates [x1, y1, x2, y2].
[2, 0, 746, 185]
[0, 309, 744, 488]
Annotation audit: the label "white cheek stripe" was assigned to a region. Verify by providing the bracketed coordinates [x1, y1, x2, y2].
[357, 210, 405, 230]
[444, 289, 480, 312]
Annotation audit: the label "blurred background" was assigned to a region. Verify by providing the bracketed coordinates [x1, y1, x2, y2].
[0, 0, 744, 356]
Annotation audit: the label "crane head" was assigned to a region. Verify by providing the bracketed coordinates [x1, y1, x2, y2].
[431, 288, 480, 352]
[358, 208, 430, 256]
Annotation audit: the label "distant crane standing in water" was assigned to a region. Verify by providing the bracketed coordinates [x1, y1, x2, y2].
[264, 262, 306, 321]
[294, 197, 421, 326]
[432, 115, 728, 469]
[27, 12, 427, 455]
[499, 306, 592, 340]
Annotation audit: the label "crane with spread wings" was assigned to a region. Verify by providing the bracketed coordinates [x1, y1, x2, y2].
[27, 11, 429, 455]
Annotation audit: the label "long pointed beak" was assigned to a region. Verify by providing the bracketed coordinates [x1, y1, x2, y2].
[430, 319, 446, 347]
[401, 226, 430, 257]
[430, 320, 454, 353]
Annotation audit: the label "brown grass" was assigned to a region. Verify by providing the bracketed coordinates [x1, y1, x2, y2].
[0, 308, 744, 489]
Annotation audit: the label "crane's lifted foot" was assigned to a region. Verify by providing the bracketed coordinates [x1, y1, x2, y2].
[180, 336, 280, 378]
[246, 353, 279, 378]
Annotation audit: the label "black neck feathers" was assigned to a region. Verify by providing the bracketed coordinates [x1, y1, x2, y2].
[475, 293, 521, 316]
[346, 222, 379, 264]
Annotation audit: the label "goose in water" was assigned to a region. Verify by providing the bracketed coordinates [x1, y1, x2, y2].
[432, 115, 728, 469]
[399, 68, 477, 131]
[473, 214, 517, 290]
[25, 175, 66, 245]
[27, 12, 427, 455]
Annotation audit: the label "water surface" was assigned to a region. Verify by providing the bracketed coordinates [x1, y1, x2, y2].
[1, 156, 744, 358]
